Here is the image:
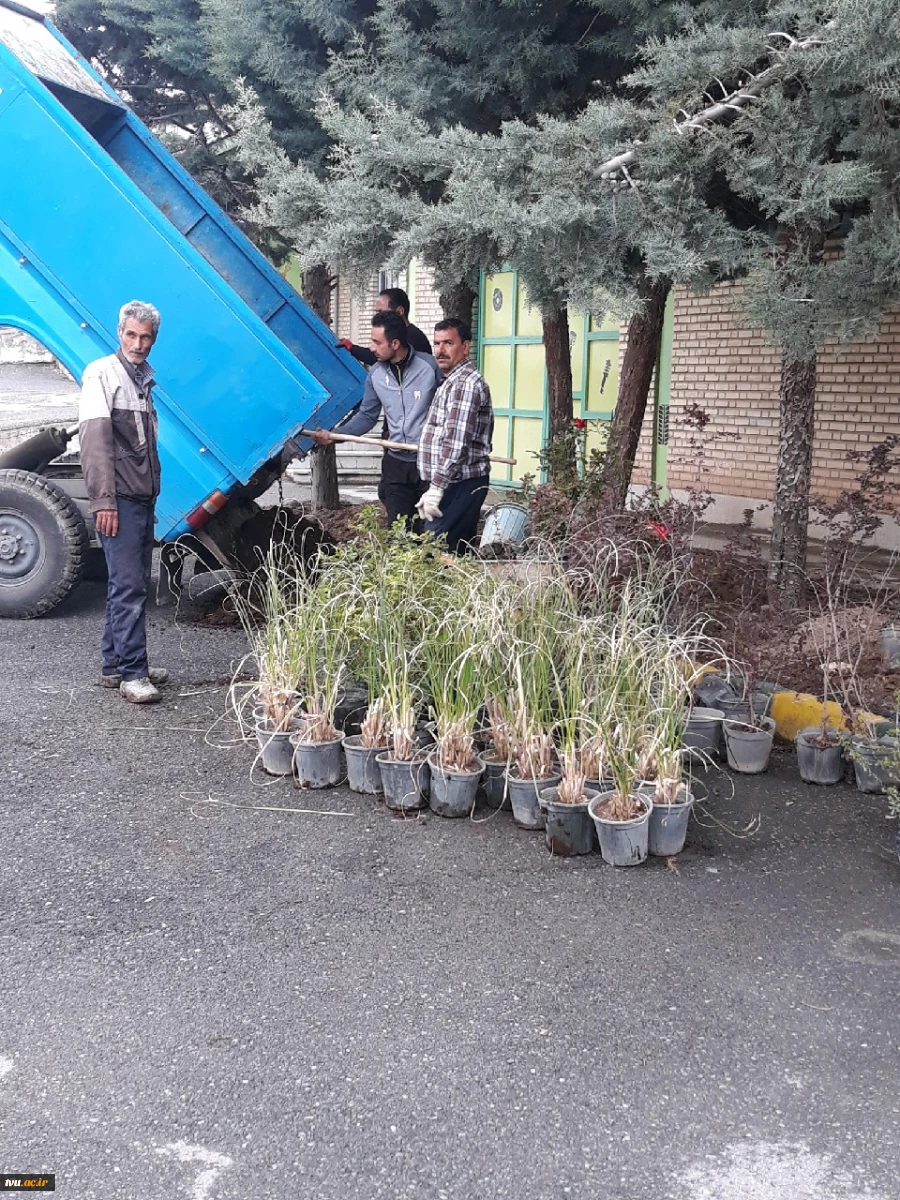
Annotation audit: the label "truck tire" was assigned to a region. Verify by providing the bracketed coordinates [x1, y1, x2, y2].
[0, 469, 90, 618]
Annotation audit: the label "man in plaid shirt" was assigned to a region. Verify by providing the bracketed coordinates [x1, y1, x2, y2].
[415, 318, 493, 552]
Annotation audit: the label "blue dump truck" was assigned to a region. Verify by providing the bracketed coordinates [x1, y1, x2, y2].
[0, 0, 365, 617]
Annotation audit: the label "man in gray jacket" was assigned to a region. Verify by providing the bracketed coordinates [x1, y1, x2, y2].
[311, 311, 442, 528]
[79, 300, 168, 704]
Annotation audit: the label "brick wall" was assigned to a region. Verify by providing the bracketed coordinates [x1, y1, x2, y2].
[632, 281, 900, 508]
[409, 260, 443, 337]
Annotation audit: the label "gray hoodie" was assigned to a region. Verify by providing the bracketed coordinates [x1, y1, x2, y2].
[337, 347, 442, 460]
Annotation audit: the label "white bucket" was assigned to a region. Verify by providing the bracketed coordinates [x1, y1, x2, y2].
[479, 501, 530, 549]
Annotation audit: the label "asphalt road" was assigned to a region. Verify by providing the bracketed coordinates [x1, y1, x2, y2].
[1, 577, 898, 1200]
[0, 362, 78, 435]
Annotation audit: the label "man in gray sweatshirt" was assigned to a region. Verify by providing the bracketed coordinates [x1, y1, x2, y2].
[79, 300, 168, 704]
[311, 311, 442, 528]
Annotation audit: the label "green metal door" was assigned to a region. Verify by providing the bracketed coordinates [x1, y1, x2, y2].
[478, 270, 672, 489]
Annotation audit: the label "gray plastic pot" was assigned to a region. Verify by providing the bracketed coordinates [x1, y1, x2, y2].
[645, 784, 694, 856]
[723, 715, 776, 774]
[292, 733, 344, 788]
[342, 734, 386, 795]
[852, 737, 900, 795]
[376, 751, 430, 811]
[588, 792, 651, 867]
[795, 726, 844, 786]
[681, 707, 725, 759]
[481, 757, 510, 810]
[428, 754, 484, 818]
[540, 788, 598, 856]
[254, 714, 305, 777]
[881, 625, 900, 670]
[507, 772, 562, 830]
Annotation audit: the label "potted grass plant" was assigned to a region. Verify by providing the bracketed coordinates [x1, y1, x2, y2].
[341, 591, 391, 796]
[421, 590, 486, 818]
[374, 603, 428, 812]
[587, 724, 651, 866]
[504, 580, 572, 829]
[541, 637, 598, 856]
[482, 696, 514, 809]
[232, 544, 307, 776]
[425, 647, 485, 818]
[477, 579, 520, 810]
[290, 584, 348, 788]
[642, 652, 695, 856]
[586, 620, 653, 866]
[251, 614, 306, 776]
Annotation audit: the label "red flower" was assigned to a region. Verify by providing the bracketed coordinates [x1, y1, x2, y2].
[648, 520, 670, 542]
[573, 418, 587, 431]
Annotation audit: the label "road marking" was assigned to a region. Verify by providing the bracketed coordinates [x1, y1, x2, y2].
[674, 1141, 885, 1199]
[156, 1141, 234, 1200]
[834, 929, 900, 967]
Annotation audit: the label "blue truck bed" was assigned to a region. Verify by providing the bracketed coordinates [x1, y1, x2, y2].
[0, 0, 364, 547]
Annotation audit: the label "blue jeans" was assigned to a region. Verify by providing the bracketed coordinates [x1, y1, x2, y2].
[98, 498, 155, 681]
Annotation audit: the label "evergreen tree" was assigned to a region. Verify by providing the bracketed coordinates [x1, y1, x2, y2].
[620, 0, 900, 605]
[228, 0, 700, 469]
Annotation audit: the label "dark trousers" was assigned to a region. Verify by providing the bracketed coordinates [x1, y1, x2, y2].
[378, 453, 427, 531]
[422, 475, 490, 554]
[98, 497, 155, 681]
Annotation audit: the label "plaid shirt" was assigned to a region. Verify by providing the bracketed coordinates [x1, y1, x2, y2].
[417, 359, 493, 489]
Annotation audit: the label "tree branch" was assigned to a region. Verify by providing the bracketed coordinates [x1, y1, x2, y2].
[592, 22, 836, 181]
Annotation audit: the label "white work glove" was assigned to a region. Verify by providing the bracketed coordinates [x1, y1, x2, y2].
[416, 484, 445, 522]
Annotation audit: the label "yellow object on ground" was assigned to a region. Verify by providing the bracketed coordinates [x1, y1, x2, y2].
[770, 692, 844, 742]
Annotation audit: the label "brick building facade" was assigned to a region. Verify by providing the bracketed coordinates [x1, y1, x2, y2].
[334, 259, 445, 347]
[630, 282, 900, 546]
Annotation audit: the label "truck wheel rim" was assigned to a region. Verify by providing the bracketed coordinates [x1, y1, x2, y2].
[0, 511, 44, 581]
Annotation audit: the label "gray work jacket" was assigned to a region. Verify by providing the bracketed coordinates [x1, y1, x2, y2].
[78, 352, 160, 512]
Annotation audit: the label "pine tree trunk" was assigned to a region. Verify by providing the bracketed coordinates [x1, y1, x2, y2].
[601, 276, 670, 510]
[766, 221, 826, 609]
[302, 262, 332, 322]
[438, 282, 477, 325]
[767, 351, 817, 608]
[310, 444, 340, 514]
[303, 263, 340, 509]
[542, 305, 575, 480]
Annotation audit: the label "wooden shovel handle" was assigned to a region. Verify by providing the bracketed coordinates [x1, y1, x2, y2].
[299, 428, 516, 466]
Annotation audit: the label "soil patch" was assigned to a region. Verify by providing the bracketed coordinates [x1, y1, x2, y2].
[703, 570, 900, 716]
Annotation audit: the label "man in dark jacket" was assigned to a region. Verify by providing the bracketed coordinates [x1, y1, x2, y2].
[79, 300, 168, 704]
[339, 287, 432, 366]
[311, 311, 442, 528]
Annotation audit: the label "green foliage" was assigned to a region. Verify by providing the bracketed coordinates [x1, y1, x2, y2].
[54, 0, 375, 238]
[627, 0, 900, 358]
[227, 0, 706, 308]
